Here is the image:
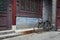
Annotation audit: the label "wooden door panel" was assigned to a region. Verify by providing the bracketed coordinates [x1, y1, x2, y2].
[16, 0, 42, 18]
[56, 0, 60, 29]
[0, 0, 12, 30]
[0, 15, 9, 30]
[0, 17, 7, 26]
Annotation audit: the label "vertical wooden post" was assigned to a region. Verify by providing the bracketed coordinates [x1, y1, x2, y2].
[12, 0, 16, 25]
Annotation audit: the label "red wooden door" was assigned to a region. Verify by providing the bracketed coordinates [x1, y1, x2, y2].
[0, 0, 12, 30]
[56, 0, 60, 29]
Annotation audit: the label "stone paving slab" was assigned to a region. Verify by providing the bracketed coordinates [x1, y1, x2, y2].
[3, 31, 60, 40]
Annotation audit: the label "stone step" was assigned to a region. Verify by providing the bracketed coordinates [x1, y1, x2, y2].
[0, 33, 19, 39]
[0, 30, 20, 39]
[0, 30, 15, 35]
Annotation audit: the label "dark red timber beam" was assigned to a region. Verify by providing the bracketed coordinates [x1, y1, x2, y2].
[12, 0, 16, 25]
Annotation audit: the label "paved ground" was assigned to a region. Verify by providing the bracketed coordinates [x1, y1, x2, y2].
[2, 31, 60, 40]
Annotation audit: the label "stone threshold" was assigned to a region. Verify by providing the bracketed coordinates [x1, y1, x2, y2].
[0, 28, 40, 39]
